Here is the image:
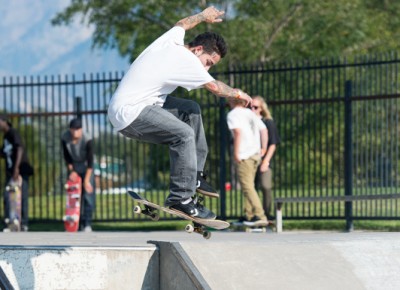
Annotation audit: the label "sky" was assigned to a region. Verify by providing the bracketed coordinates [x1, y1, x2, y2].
[0, 0, 130, 78]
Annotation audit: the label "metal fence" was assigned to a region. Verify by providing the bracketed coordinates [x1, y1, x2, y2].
[1, 52, 399, 223]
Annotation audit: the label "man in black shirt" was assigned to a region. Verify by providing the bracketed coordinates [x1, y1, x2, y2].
[0, 115, 33, 231]
[61, 118, 95, 232]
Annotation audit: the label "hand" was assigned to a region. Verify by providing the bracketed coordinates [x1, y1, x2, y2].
[260, 148, 266, 157]
[84, 181, 93, 194]
[236, 89, 252, 107]
[202, 6, 225, 23]
[234, 154, 241, 164]
[69, 171, 79, 181]
[12, 169, 20, 182]
[260, 161, 270, 173]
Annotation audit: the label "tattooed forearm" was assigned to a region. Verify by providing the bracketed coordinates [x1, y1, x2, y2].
[175, 6, 224, 31]
[175, 13, 206, 31]
[204, 80, 237, 98]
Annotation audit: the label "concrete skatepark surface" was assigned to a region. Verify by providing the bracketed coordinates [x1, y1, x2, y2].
[1, 231, 400, 289]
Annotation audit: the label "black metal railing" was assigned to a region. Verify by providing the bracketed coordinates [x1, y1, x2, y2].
[1, 52, 399, 223]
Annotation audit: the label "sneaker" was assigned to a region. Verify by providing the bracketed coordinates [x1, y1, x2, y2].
[196, 171, 219, 198]
[170, 198, 216, 219]
[243, 216, 268, 226]
[83, 226, 92, 232]
[236, 216, 249, 223]
[21, 225, 29, 232]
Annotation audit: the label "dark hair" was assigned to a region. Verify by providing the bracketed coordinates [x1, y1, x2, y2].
[69, 118, 82, 129]
[188, 32, 227, 58]
[0, 114, 12, 127]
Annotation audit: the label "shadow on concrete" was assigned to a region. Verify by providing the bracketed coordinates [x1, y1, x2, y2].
[0, 245, 69, 290]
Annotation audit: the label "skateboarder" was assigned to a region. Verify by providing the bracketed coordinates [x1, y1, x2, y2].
[108, 6, 253, 219]
[61, 118, 95, 232]
[0, 115, 33, 231]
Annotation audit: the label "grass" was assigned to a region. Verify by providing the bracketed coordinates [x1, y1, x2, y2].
[23, 187, 400, 232]
[26, 218, 400, 233]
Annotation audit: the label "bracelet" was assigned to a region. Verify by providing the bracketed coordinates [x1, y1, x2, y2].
[234, 89, 241, 99]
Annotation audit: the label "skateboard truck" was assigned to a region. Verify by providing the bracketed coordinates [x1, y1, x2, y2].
[185, 222, 212, 239]
[133, 205, 160, 221]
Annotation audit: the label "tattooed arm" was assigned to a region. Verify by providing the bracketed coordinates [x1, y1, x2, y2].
[204, 80, 253, 106]
[175, 6, 224, 31]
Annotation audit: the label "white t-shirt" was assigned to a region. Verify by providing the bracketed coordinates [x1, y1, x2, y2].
[227, 107, 267, 160]
[108, 26, 215, 131]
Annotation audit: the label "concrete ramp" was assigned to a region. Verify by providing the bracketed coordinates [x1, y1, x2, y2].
[179, 232, 400, 290]
[0, 246, 159, 290]
[1, 232, 400, 290]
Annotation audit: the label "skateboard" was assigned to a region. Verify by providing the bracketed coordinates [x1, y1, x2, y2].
[3, 176, 22, 232]
[231, 220, 275, 233]
[128, 191, 230, 239]
[63, 172, 82, 232]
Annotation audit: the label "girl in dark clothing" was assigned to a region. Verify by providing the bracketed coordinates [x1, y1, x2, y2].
[251, 96, 281, 219]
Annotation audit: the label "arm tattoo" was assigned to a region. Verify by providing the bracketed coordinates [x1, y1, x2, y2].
[205, 80, 236, 98]
[176, 13, 205, 30]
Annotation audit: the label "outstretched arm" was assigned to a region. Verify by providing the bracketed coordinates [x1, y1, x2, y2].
[175, 6, 224, 31]
[204, 80, 253, 107]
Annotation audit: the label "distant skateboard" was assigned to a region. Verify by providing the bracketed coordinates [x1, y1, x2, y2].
[3, 176, 22, 232]
[231, 220, 275, 233]
[128, 191, 230, 239]
[63, 172, 82, 232]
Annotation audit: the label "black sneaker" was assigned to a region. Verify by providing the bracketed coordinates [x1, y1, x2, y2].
[170, 198, 216, 219]
[236, 216, 248, 223]
[232, 216, 249, 226]
[243, 216, 268, 226]
[196, 171, 219, 198]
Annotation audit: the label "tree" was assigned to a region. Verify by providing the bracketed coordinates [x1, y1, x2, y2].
[52, 0, 400, 65]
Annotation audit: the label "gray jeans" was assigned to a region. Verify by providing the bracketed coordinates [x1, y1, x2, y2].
[119, 96, 208, 205]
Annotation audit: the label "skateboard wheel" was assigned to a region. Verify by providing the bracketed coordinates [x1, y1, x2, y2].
[185, 224, 194, 233]
[150, 213, 159, 221]
[203, 231, 211, 239]
[133, 206, 142, 214]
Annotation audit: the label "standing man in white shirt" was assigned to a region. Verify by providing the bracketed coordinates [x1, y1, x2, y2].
[227, 98, 269, 225]
[108, 6, 253, 219]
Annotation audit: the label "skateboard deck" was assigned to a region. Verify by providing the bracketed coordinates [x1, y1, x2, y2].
[4, 177, 22, 232]
[231, 220, 275, 233]
[63, 173, 82, 232]
[128, 191, 230, 239]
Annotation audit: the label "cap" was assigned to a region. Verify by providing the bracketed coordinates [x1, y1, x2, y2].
[69, 118, 82, 129]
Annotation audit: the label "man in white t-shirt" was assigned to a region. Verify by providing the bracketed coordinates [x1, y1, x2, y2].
[227, 98, 269, 225]
[108, 6, 253, 219]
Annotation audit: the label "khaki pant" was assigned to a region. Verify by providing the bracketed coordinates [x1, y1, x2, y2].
[236, 154, 267, 221]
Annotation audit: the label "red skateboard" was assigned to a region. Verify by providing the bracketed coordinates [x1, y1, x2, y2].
[63, 172, 82, 232]
[3, 176, 22, 232]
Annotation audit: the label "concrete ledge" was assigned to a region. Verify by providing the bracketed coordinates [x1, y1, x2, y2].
[0, 245, 159, 290]
[149, 241, 211, 290]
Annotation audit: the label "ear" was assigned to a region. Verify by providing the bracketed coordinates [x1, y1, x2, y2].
[192, 45, 204, 56]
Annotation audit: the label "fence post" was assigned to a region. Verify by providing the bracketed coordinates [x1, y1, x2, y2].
[219, 98, 227, 219]
[75, 96, 82, 120]
[344, 80, 353, 231]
